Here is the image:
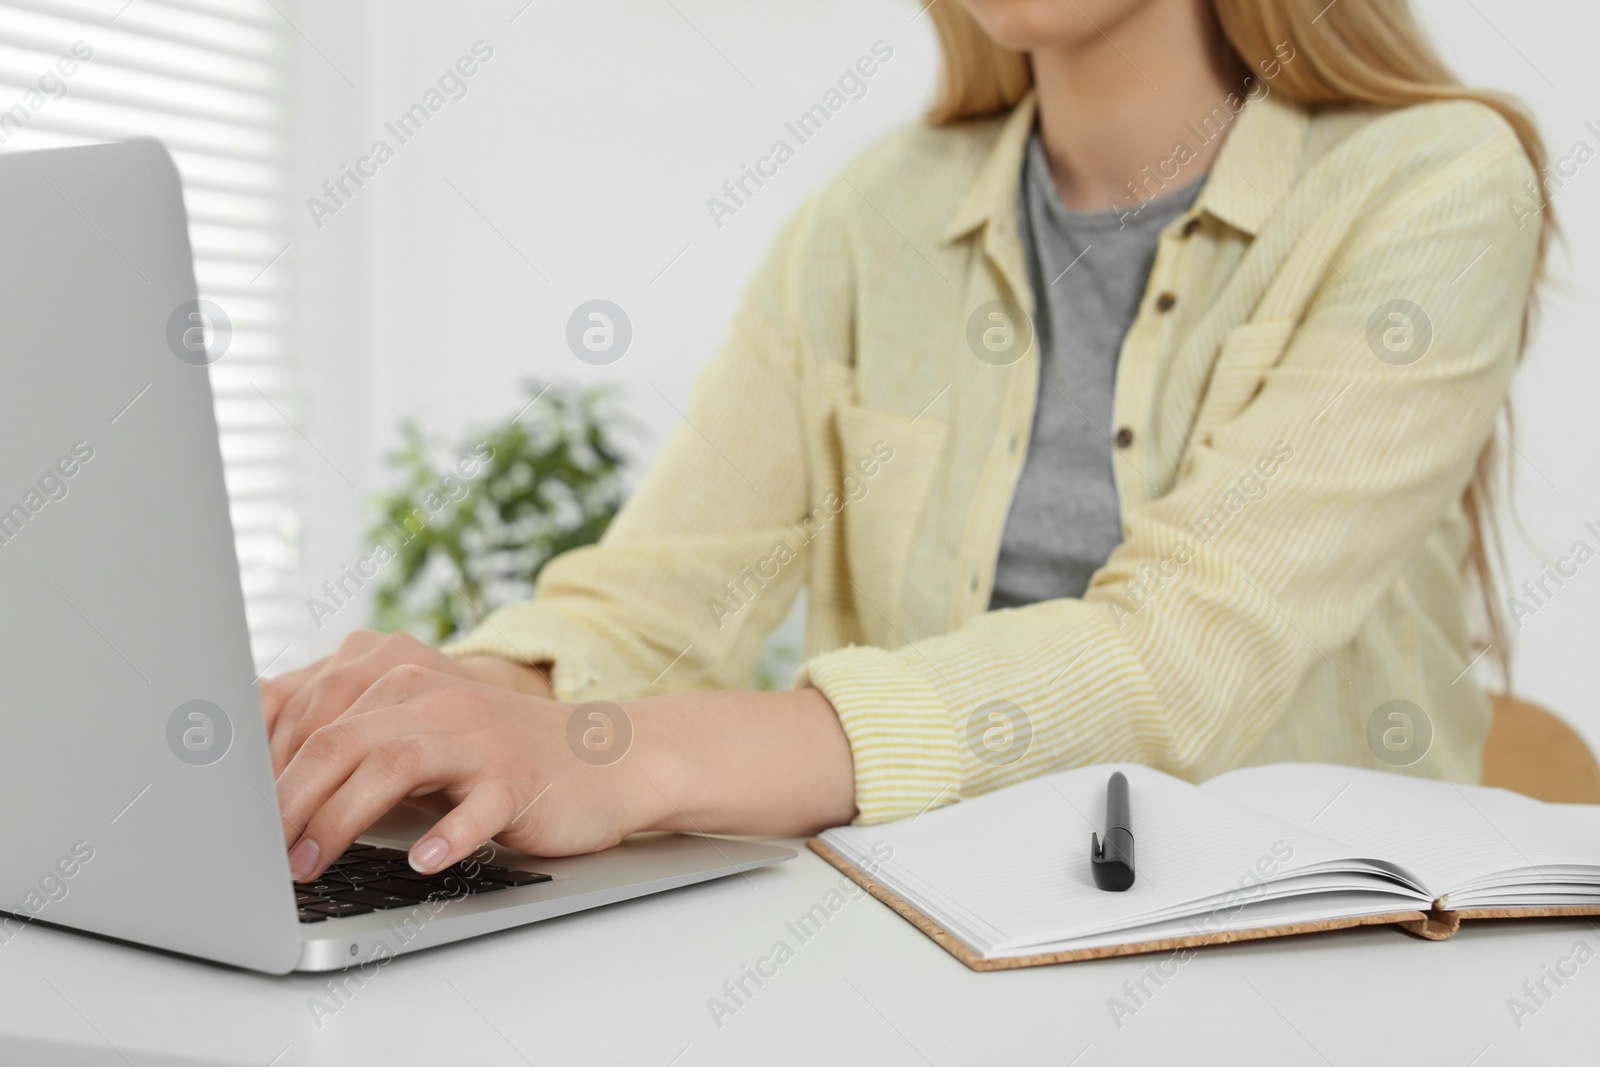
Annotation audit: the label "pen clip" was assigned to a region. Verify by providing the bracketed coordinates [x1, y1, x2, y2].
[1090, 771, 1135, 892]
[1089, 828, 1136, 892]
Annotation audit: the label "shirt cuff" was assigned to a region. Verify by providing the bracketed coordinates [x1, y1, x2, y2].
[796, 644, 962, 825]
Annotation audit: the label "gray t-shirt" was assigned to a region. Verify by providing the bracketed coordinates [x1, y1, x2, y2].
[989, 133, 1204, 610]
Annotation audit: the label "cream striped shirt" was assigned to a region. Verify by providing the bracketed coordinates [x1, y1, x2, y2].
[447, 89, 1540, 825]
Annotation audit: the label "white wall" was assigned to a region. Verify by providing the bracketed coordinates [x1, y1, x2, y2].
[285, 0, 1600, 746]
[1413, 0, 1600, 748]
[288, 0, 375, 662]
[285, 0, 938, 669]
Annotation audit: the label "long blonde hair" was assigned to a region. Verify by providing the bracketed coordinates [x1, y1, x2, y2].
[927, 0, 1553, 680]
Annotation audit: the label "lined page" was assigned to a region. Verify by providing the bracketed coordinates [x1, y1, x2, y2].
[821, 764, 1425, 956]
[1202, 763, 1600, 905]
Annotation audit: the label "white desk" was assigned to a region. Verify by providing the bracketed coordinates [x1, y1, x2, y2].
[0, 838, 1590, 1065]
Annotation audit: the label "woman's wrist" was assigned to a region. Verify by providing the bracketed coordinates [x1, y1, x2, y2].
[620, 687, 858, 838]
[619, 700, 692, 835]
[457, 654, 555, 699]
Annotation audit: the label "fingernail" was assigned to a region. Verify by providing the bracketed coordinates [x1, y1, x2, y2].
[410, 836, 450, 873]
[288, 838, 322, 882]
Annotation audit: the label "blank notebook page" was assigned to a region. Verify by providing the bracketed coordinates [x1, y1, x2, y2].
[1201, 763, 1600, 905]
[820, 763, 1418, 955]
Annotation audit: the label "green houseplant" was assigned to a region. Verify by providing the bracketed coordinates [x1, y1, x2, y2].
[367, 383, 631, 643]
[366, 380, 798, 688]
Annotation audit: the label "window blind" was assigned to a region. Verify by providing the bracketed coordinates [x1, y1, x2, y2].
[0, 0, 300, 673]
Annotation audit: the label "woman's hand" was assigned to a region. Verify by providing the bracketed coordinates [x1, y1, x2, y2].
[274, 665, 653, 882]
[272, 666, 859, 882]
[260, 630, 551, 776]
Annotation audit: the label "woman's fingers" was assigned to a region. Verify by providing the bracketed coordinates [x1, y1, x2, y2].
[285, 731, 480, 883]
[274, 648, 406, 775]
[265, 630, 383, 758]
[407, 777, 523, 876]
[268, 631, 441, 775]
[273, 668, 632, 881]
[275, 665, 463, 855]
[259, 657, 323, 733]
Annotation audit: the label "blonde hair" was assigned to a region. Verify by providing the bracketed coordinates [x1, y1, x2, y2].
[927, 0, 1552, 680]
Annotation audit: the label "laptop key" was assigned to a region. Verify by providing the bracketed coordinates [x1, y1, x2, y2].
[329, 889, 417, 910]
[297, 908, 331, 923]
[454, 878, 510, 895]
[365, 878, 446, 901]
[388, 863, 487, 884]
[384, 873, 483, 896]
[295, 891, 325, 906]
[334, 860, 396, 875]
[303, 900, 374, 918]
[485, 870, 553, 887]
[357, 847, 412, 862]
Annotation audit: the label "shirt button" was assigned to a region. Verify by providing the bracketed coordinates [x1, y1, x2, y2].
[1115, 426, 1135, 448]
[1008, 434, 1020, 455]
[1181, 217, 1201, 238]
[1155, 292, 1177, 313]
[969, 572, 979, 592]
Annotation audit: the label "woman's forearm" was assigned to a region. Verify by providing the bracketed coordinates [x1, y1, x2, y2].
[462, 656, 857, 835]
[627, 688, 858, 837]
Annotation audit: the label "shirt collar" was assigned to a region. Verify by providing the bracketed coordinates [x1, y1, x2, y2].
[940, 94, 1038, 246]
[939, 86, 1311, 246]
[1195, 86, 1311, 236]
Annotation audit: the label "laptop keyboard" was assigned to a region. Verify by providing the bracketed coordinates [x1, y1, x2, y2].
[295, 844, 551, 923]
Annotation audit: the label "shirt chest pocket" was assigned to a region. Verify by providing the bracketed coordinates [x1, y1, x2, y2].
[1195, 320, 1297, 428]
[833, 401, 947, 631]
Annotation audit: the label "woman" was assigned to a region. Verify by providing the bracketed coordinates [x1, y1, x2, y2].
[264, 0, 1550, 885]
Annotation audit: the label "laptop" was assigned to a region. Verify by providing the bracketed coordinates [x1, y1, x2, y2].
[0, 140, 793, 974]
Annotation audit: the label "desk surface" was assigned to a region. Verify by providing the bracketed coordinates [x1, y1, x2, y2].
[0, 838, 1590, 1066]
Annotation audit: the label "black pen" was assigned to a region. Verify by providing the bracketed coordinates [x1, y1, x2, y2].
[1090, 771, 1136, 892]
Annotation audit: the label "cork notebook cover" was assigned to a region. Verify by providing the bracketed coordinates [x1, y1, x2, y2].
[812, 763, 1600, 971]
[810, 839, 1600, 970]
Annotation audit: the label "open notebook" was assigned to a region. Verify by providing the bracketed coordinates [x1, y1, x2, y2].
[812, 763, 1600, 970]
